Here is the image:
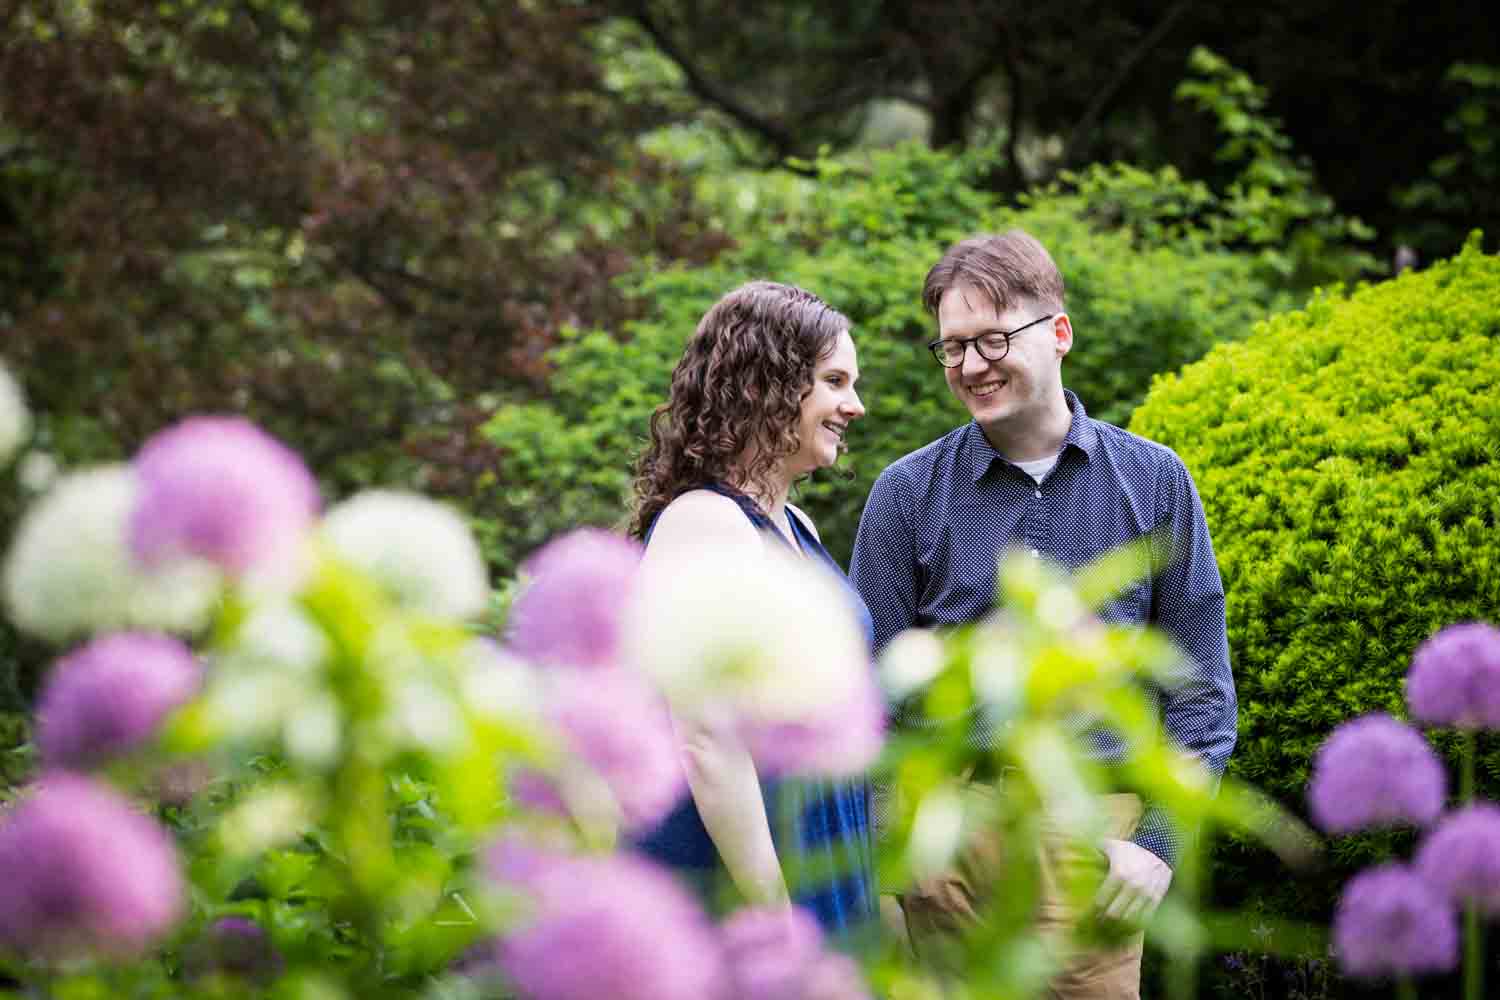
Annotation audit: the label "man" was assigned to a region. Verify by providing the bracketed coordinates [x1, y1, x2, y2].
[849, 230, 1236, 998]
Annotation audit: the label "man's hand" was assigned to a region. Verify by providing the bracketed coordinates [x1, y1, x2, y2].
[1094, 838, 1171, 925]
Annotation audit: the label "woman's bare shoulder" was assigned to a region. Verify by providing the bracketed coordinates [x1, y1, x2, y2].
[649, 489, 760, 553]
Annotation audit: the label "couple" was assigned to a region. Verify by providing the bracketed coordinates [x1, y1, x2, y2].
[628, 229, 1238, 1000]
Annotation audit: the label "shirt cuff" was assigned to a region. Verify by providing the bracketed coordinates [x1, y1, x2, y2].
[1129, 804, 1178, 868]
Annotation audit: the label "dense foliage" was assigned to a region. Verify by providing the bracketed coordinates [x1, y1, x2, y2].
[1131, 235, 1500, 915]
[482, 139, 1294, 574]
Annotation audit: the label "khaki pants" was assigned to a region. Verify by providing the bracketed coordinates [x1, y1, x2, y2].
[895, 788, 1145, 1000]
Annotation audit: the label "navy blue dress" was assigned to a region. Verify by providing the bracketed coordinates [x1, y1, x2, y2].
[635, 485, 877, 935]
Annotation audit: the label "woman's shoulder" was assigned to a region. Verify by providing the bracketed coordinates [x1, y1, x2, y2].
[650, 489, 760, 551]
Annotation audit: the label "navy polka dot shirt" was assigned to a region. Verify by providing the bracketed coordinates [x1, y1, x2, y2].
[849, 390, 1237, 865]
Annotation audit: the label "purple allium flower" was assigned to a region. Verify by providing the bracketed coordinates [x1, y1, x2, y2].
[0, 773, 185, 961]
[721, 906, 827, 1000]
[742, 670, 885, 778]
[35, 632, 201, 771]
[1332, 862, 1457, 980]
[1415, 803, 1500, 912]
[130, 416, 319, 578]
[507, 529, 643, 670]
[485, 840, 728, 1000]
[802, 953, 873, 1000]
[1306, 714, 1445, 833]
[516, 669, 685, 833]
[720, 906, 872, 1000]
[1406, 622, 1500, 730]
[186, 916, 284, 982]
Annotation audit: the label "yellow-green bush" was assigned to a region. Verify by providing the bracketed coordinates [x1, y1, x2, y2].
[1131, 234, 1500, 909]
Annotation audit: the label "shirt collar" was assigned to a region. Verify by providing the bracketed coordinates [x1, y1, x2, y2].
[960, 389, 1099, 482]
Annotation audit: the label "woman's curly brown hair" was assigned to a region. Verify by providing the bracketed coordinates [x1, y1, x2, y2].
[627, 281, 850, 540]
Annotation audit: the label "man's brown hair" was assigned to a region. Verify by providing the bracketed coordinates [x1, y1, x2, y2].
[922, 229, 1065, 318]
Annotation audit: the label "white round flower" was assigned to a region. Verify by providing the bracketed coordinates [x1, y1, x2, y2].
[16, 451, 58, 494]
[908, 783, 965, 879]
[0, 364, 30, 467]
[230, 601, 328, 674]
[880, 627, 947, 700]
[2, 465, 221, 641]
[321, 490, 489, 620]
[623, 543, 869, 724]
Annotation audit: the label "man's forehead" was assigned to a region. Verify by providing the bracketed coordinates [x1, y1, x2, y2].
[939, 282, 1011, 323]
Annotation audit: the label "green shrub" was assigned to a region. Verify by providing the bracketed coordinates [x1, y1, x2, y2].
[481, 143, 1285, 574]
[1130, 234, 1500, 914]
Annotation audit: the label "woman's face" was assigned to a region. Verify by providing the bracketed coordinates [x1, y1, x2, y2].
[788, 329, 865, 477]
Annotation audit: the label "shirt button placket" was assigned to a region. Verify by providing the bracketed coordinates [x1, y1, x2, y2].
[1024, 476, 1046, 560]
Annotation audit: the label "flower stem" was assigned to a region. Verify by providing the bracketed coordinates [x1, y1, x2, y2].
[1462, 730, 1476, 803]
[1465, 901, 1482, 1000]
[1398, 976, 1418, 1000]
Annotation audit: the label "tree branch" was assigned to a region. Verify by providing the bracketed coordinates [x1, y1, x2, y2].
[1057, 1, 1191, 170]
[618, 1, 801, 159]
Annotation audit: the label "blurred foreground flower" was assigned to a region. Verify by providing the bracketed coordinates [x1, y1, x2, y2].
[508, 529, 642, 669]
[36, 632, 201, 771]
[131, 416, 319, 581]
[322, 490, 489, 619]
[485, 840, 727, 1000]
[1332, 862, 1457, 980]
[0, 774, 184, 961]
[722, 905, 872, 1000]
[1407, 622, 1500, 730]
[517, 668, 685, 834]
[625, 544, 880, 775]
[185, 916, 284, 983]
[0, 362, 30, 466]
[742, 672, 885, 778]
[3, 465, 220, 641]
[1307, 714, 1445, 833]
[1415, 803, 1500, 913]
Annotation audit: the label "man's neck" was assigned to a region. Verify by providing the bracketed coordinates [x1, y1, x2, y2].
[979, 393, 1073, 463]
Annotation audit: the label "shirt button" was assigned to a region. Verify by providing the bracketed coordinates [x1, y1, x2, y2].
[1034, 490, 1042, 498]
[1030, 548, 1040, 558]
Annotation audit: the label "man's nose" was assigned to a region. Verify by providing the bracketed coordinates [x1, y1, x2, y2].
[960, 342, 991, 377]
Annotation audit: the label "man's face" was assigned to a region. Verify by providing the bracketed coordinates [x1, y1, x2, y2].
[936, 282, 1070, 432]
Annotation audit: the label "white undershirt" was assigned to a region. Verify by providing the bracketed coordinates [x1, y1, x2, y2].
[1013, 454, 1059, 485]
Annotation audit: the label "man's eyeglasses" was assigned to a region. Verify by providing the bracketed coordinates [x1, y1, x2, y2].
[927, 314, 1055, 368]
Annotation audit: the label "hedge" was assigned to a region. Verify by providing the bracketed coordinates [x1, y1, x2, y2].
[1130, 234, 1500, 913]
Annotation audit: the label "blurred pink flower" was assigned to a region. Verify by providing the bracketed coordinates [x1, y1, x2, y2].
[1415, 803, 1500, 913]
[1306, 714, 1445, 833]
[130, 416, 319, 577]
[507, 529, 642, 670]
[515, 668, 685, 833]
[1332, 862, 1456, 980]
[721, 905, 873, 1000]
[0, 774, 185, 961]
[742, 671, 885, 778]
[1407, 622, 1500, 730]
[36, 632, 201, 771]
[485, 840, 728, 1000]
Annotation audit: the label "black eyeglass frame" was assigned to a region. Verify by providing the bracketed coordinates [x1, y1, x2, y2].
[927, 314, 1056, 368]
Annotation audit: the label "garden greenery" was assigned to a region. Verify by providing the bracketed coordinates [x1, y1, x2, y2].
[0, 384, 1310, 998]
[482, 144, 1290, 578]
[1131, 234, 1500, 915]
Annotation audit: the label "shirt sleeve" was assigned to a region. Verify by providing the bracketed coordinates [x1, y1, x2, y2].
[849, 465, 921, 657]
[1131, 454, 1238, 866]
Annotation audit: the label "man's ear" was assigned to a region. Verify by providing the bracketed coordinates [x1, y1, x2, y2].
[1053, 313, 1074, 358]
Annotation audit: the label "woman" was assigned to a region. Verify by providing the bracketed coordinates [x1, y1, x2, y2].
[628, 280, 875, 935]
